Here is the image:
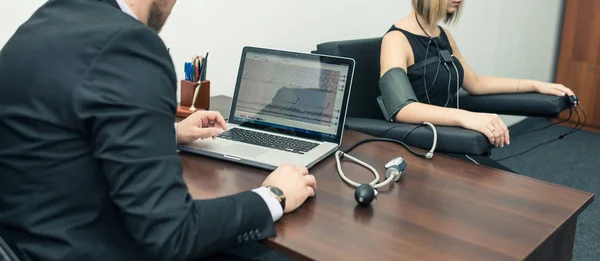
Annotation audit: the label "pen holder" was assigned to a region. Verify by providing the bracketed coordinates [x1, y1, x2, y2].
[177, 80, 210, 118]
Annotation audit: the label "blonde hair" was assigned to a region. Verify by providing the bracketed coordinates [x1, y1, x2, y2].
[411, 0, 462, 26]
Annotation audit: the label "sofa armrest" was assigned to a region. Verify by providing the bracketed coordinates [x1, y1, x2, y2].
[345, 117, 493, 156]
[459, 93, 570, 118]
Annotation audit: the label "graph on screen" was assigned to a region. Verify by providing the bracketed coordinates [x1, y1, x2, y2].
[236, 58, 345, 127]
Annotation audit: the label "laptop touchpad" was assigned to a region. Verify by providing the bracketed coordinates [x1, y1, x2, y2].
[227, 144, 268, 158]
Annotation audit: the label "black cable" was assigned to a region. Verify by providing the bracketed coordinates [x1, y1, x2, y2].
[497, 104, 584, 161]
[375, 124, 399, 138]
[416, 13, 432, 38]
[512, 118, 570, 136]
[429, 49, 442, 93]
[416, 13, 454, 109]
[376, 124, 422, 140]
[417, 13, 440, 105]
[575, 105, 587, 133]
[343, 138, 426, 158]
[370, 125, 426, 158]
[566, 107, 581, 135]
[443, 63, 452, 107]
[555, 107, 581, 140]
[511, 108, 572, 136]
[422, 40, 433, 104]
[401, 125, 424, 142]
[495, 137, 562, 161]
[451, 61, 461, 109]
[428, 39, 443, 95]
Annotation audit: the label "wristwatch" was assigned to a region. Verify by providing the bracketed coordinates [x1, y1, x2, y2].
[266, 186, 286, 211]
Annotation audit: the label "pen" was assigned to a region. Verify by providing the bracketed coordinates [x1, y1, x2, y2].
[187, 62, 191, 81]
[191, 59, 194, 82]
[187, 62, 192, 81]
[195, 59, 200, 82]
[184, 63, 188, 81]
[201, 52, 209, 81]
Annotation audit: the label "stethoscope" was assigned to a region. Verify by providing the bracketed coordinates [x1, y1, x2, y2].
[335, 15, 455, 207]
[335, 122, 438, 206]
[336, 152, 406, 205]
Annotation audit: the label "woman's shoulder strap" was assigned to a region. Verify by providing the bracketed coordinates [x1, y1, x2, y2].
[386, 25, 409, 37]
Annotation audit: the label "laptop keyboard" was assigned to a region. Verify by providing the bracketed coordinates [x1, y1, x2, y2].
[218, 128, 319, 155]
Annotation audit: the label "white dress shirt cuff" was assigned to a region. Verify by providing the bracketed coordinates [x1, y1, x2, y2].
[174, 122, 178, 143]
[252, 187, 283, 222]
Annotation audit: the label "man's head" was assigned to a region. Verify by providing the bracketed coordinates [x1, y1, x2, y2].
[146, 0, 176, 32]
[123, 0, 177, 32]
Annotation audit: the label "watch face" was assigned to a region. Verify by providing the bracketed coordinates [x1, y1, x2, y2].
[269, 186, 284, 197]
[385, 156, 404, 168]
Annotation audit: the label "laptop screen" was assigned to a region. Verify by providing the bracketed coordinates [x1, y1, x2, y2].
[229, 47, 353, 143]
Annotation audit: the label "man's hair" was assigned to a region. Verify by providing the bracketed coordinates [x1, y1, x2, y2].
[412, 0, 462, 26]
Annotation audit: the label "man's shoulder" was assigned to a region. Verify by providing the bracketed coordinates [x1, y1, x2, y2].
[26, 0, 149, 40]
[0, 0, 168, 115]
[12, 0, 167, 67]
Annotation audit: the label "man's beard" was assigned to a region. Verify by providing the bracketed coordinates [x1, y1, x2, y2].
[147, 0, 168, 32]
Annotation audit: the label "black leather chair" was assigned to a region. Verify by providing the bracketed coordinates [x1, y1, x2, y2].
[313, 38, 571, 156]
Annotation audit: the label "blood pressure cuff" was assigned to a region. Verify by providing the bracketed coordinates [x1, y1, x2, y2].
[377, 67, 418, 121]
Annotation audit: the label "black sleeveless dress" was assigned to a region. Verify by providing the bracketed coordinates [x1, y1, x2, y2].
[385, 25, 514, 172]
[386, 25, 465, 108]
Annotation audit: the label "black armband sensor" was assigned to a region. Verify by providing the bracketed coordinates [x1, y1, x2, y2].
[377, 67, 418, 121]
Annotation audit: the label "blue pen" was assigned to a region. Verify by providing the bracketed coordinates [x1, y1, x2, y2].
[184, 63, 189, 81]
[185, 62, 191, 81]
[188, 63, 191, 81]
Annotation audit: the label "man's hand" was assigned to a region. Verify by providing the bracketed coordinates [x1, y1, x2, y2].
[176, 111, 228, 144]
[262, 164, 317, 214]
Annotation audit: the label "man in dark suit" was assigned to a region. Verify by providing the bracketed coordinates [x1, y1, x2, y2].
[0, 0, 317, 260]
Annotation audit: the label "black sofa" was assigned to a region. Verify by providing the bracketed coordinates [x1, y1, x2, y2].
[313, 37, 570, 156]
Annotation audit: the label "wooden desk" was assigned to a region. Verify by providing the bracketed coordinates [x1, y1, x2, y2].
[180, 96, 594, 261]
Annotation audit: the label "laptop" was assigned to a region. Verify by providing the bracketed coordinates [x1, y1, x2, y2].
[177, 46, 355, 170]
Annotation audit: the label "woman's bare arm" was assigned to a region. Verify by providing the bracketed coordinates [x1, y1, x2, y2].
[442, 28, 574, 97]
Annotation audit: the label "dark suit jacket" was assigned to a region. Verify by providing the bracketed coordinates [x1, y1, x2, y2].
[0, 0, 275, 260]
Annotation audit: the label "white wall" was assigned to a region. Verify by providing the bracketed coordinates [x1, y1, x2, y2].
[0, 1, 47, 48]
[1, 0, 564, 125]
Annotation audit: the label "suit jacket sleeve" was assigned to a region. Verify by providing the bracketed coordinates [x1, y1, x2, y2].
[72, 26, 275, 260]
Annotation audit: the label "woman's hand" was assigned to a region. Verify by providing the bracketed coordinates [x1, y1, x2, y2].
[534, 81, 575, 98]
[459, 112, 510, 148]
